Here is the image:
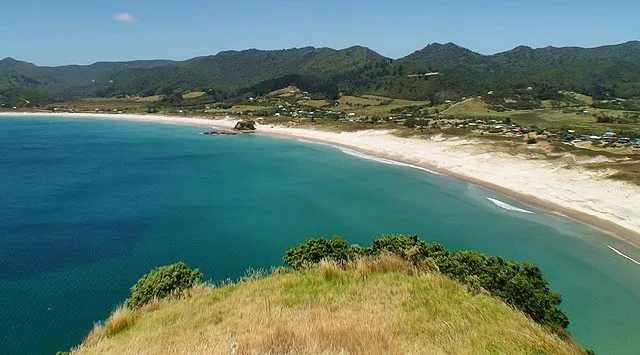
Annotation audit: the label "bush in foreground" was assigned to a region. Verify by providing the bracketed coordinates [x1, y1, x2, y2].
[283, 236, 354, 269]
[284, 234, 569, 330]
[125, 262, 202, 309]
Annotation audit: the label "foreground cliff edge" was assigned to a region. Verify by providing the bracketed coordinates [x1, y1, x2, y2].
[68, 235, 589, 355]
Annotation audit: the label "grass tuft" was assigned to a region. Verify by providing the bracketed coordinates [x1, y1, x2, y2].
[317, 259, 345, 281]
[103, 305, 136, 337]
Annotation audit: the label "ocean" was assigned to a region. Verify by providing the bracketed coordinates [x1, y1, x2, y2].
[1, 116, 639, 354]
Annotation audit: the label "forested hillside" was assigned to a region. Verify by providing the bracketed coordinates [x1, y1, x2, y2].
[2, 41, 640, 105]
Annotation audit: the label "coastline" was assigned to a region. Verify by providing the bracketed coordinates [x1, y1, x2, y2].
[3, 111, 640, 248]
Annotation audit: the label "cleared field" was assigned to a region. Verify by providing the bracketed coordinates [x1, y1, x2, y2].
[437, 96, 639, 136]
[361, 95, 426, 106]
[136, 95, 161, 102]
[512, 110, 640, 136]
[207, 105, 272, 114]
[268, 86, 299, 97]
[441, 98, 491, 116]
[298, 99, 330, 108]
[182, 91, 205, 99]
[561, 92, 594, 106]
[334, 95, 428, 116]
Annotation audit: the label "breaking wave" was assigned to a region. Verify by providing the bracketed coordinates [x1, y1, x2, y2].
[486, 197, 535, 214]
[608, 245, 640, 265]
[338, 147, 442, 175]
[295, 138, 442, 175]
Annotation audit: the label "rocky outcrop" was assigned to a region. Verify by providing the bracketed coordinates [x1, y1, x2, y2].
[201, 121, 256, 135]
[201, 129, 242, 135]
[234, 120, 256, 131]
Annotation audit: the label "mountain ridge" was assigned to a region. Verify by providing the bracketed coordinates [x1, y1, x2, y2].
[2, 41, 640, 102]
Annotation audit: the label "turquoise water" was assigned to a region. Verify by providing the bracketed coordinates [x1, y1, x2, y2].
[0, 117, 639, 354]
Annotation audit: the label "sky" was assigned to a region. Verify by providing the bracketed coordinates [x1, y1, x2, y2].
[1, 0, 638, 66]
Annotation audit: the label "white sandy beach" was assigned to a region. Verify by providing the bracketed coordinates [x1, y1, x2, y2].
[3, 111, 640, 246]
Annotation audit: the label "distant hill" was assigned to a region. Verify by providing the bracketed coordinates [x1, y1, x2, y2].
[106, 46, 390, 97]
[2, 41, 640, 103]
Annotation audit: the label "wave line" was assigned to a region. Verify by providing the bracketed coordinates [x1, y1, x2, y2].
[486, 197, 535, 214]
[608, 245, 640, 265]
[338, 147, 442, 175]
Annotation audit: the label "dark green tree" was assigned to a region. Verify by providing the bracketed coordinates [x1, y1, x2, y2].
[126, 262, 202, 309]
[283, 236, 352, 270]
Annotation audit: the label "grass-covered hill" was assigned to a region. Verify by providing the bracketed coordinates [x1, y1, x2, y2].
[2, 41, 640, 105]
[73, 261, 583, 355]
[68, 235, 591, 355]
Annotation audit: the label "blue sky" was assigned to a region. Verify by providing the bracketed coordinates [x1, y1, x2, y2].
[1, 0, 638, 66]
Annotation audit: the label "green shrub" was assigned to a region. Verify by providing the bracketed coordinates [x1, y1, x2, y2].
[371, 234, 449, 261]
[372, 234, 427, 257]
[282, 234, 569, 330]
[126, 262, 202, 309]
[439, 250, 489, 280]
[439, 250, 568, 329]
[283, 236, 351, 270]
[503, 263, 569, 328]
[348, 244, 371, 259]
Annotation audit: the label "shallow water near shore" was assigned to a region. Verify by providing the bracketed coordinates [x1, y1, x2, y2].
[1, 116, 639, 354]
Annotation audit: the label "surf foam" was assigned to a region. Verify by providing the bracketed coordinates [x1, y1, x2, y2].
[338, 147, 442, 175]
[608, 245, 640, 265]
[486, 197, 535, 214]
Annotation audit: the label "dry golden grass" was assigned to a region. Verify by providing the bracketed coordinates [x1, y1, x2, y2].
[207, 105, 271, 114]
[441, 98, 491, 116]
[298, 99, 330, 108]
[136, 95, 161, 102]
[182, 91, 205, 99]
[81, 305, 138, 347]
[268, 86, 299, 97]
[73, 257, 584, 355]
[333, 95, 428, 116]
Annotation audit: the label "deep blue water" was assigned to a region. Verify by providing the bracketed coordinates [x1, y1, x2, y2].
[0, 117, 639, 354]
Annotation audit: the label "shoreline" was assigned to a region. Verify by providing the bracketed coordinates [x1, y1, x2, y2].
[3, 111, 640, 248]
[264, 130, 640, 247]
